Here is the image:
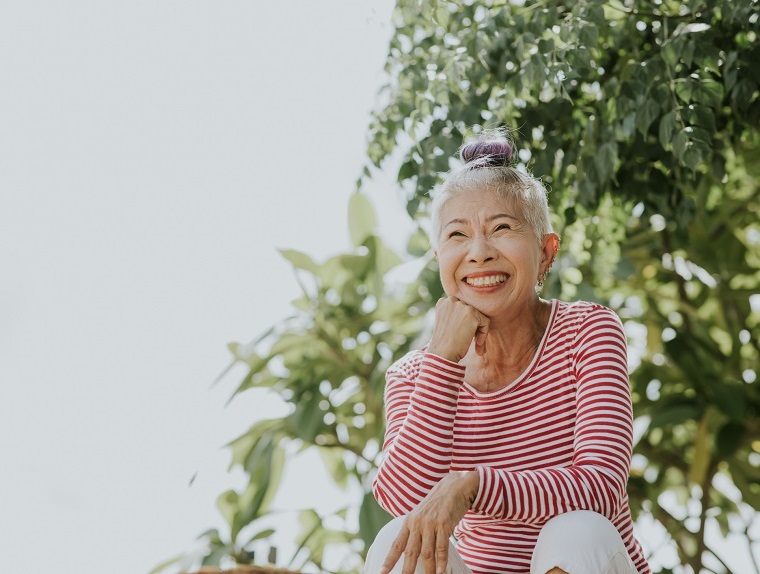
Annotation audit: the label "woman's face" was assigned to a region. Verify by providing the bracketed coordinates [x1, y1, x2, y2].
[435, 188, 556, 318]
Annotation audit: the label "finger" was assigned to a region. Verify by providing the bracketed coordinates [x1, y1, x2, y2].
[477, 311, 490, 332]
[474, 319, 489, 356]
[420, 528, 436, 574]
[435, 528, 450, 574]
[474, 330, 487, 356]
[401, 528, 422, 574]
[380, 526, 409, 574]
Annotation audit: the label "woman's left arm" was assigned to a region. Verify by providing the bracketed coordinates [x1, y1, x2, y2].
[471, 306, 634, 522]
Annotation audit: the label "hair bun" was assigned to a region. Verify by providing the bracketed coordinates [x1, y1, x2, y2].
[460, 139, 514, 167]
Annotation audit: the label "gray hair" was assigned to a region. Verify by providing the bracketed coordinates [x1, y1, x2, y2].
[429, 131, 553, 250]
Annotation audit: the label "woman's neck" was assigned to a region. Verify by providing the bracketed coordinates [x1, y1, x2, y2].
[463, 298, 553, 387]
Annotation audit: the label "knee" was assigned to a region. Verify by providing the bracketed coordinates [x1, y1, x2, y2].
[364, 516, 407, 574]
[537, 510, 621, 549]
[370, 515, 407, 549]
[531, 511, 632, 574]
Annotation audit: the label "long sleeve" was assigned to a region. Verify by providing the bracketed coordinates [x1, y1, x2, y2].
[470, 307, 634, 522]
[372, 352, 466, 516]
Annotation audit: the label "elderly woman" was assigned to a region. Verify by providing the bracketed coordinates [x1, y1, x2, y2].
[364, 131, 650, 574]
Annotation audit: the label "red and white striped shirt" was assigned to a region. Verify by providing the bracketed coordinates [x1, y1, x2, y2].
[373, 300, 650, 574]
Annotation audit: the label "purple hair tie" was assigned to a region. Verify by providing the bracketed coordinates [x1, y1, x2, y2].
[461, 140, 514, 168]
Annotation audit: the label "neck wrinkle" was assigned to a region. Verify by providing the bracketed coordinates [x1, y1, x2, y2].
[479, 298, 551, 366]
[463, 299, 555, 393]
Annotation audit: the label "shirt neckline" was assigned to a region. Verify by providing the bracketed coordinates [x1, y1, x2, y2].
[461, 298, 559, 399]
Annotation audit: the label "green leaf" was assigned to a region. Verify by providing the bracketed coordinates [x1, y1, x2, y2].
[348, 191, 377, 247]
[649, 401, 702, 429]
[683, 147, 703, 171]
[658, 110, 678, 149]
[636, 99, 661, 136]
[578, 24, 598, 48]
[712, 382, 747, 421]
[693, 79, 724, 109]
[358, 491, 392, 550]
[338, 252, 372, 278]
[434, 4, 449, 28]
[660, 42, 680, 68]
[234, 481, 270, 541]
[594, 142, 618, 184]
[685, 105, 716, 132]
[289, 391, 325, 442]
[398, 158, 419, 182]
[407, 226, 431, 256]
[378, 246, 404, 278]
[672, 130, 690, 161]
[716, 422, 745, 457]
[246, 527, 276, 545]
[686, 0, 702, 13]
[201, 545, 231, 567]
[290, 509, 323, 567]
[318, 446, 350, 489]
[585, 3, 606, 25]
[228, 419, 284, 468]
[216, 489, 239, 528]
[279, 248, 318, 273]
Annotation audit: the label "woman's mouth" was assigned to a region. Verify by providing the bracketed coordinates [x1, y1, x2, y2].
[464, 274, 508, 287]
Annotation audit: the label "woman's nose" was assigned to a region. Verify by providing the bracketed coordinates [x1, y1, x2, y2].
[468, 235, 497, 263]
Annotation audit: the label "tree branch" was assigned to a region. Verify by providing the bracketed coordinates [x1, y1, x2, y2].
[661, 227, 694, 335]
[693, 459, 719, 573]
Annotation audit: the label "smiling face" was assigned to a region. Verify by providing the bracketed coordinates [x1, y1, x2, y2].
[436, 187, 556, 319]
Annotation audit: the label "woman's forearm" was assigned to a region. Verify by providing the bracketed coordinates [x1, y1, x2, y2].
[373, 352, 465, 515]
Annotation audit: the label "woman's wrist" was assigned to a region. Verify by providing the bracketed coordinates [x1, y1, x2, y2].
[454, 470, 480, 506]
[426, 344, 461, 363]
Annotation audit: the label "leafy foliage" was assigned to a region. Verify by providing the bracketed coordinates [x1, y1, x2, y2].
[174, 1, 759, 573]
[363, 1, 760, 571]
[182, 190, 441, 572]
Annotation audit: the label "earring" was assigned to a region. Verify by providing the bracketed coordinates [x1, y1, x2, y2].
[535, 269, 549, 294]
[535, 255, 555, 294]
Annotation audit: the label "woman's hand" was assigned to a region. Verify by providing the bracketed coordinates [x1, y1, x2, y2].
[379, 471, 479, 574]
[427, 297, 490, 362]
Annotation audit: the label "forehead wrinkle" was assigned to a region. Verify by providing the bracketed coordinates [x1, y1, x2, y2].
[487, 213, 519, 222]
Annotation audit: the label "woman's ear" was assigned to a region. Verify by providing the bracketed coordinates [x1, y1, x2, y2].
[540, 233, 560, 269]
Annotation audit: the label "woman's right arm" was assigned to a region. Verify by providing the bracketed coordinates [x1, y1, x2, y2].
[371, 351, 465, 516]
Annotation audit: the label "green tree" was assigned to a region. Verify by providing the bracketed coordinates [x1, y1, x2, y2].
[177, 1, 760, 572]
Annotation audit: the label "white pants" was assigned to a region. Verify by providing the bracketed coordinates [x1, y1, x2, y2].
[365, 511, 637, 574]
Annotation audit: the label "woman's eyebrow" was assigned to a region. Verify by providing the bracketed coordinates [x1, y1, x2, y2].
[487, 213, 519, 222]
[444, 213, 519, 228]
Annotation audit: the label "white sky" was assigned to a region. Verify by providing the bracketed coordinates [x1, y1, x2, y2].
[1, 2, 756, 573]
[0, 1, 404, 572]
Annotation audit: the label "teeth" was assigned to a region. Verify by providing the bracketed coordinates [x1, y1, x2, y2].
[465, 274, 507, 287]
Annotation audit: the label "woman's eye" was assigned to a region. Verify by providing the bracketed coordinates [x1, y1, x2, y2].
[448, 231, 465, 238]
[495, 224, 511, 231]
